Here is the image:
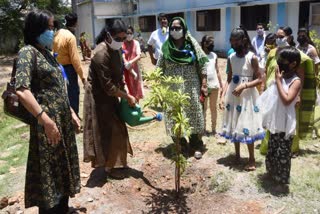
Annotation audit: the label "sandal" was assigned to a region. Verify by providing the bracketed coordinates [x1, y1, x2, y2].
[244, 163, 256, 171]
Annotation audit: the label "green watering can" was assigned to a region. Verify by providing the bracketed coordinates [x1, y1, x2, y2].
[119, 98, 162, 127]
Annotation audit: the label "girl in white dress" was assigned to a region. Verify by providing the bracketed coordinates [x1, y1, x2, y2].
[201, 35, 223, 135]
[220, 27, 265, 170]
[257, 47, 301, 185]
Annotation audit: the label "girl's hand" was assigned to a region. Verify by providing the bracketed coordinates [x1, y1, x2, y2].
[219, 99, 225, 110]
[71, 111, 81, 134]
[232, 84, 245, 97]
[127, 94, 137, 107]
[275, 66, 283, 80]
[201, 84, 208, 97]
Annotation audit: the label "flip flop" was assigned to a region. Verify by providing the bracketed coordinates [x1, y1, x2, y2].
[244, 164, 256, 171]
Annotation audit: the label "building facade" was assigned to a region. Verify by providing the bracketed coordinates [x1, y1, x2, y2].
[78, 0, 320, 53]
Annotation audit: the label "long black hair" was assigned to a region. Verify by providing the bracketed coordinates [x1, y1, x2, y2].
[297, 28, 315, 47]
[230, 26, 255, 53]
[281, 26, 296, 47]
[24, 10, 53, 46]
[264, 33, 276, 46]
[95, 19, 127, 45]
[277, 46, 301, 68]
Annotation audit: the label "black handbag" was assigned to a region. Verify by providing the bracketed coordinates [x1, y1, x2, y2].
[1, 49, 37, 125]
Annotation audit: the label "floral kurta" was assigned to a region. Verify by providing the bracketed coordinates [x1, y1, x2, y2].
[15, 45, 80, 209]
[156, 53, 205, 135]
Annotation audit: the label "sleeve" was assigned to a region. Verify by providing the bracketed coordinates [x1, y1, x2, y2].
[68, 36, 84, 80]
[147, 31, 155, 46]
[135, 40, 141, 55]
[90, 51, 118, 96]
[15, 46, 35, 90]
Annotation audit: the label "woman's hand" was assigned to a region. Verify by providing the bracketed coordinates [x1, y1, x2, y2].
[232, 84, 245, 97]
[40, 114, 61, 145]
[124, 61, 132, 70]
[127, 94, 137, 107]
[71, 111, 82, 134]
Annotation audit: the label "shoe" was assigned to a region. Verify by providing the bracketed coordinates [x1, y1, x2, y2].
[194, 151, 202, 159]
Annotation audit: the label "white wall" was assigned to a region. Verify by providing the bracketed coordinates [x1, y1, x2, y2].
[78, 2, 93, 47]
[94, 2, 122, 16]
[287, 1, 300, 42]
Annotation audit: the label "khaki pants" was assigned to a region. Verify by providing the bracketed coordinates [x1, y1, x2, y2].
[204, 88, 219, 132]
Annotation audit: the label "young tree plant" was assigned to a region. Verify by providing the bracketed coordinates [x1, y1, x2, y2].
[144, 68, 192, 194]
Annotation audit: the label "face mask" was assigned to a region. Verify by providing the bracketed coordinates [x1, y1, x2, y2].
[37, 30, 54, 50]
[232, 44, 243, 54]
[257, 29, 264, 36]
[170, 29, 184, 40]
[127, 34, 134, 41]
[277, 61, 291, 74]
[107, 33, 123, 50]
[207, 44, 214, 52]
[276, 37, 288, 47]
[297, 36, 307, 45]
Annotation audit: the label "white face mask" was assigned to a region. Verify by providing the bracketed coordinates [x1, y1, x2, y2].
[126, 34, 134, 41]
[170, 29, 183, 40]
[107, 33, 123, 50]
[276, 37, 289, 47]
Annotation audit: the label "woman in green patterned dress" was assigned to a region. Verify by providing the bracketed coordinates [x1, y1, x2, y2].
[156, 17, 209, 159]
[15, 10, 81, 213]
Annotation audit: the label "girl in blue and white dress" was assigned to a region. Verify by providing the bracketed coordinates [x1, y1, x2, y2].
[220, 27, 265, 170]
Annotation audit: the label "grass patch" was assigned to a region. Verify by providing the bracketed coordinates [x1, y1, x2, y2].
[209, 171, 232, 193]
[0, 88, 30, 196]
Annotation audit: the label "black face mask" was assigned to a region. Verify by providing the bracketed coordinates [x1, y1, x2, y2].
[207, 44, 214, 52]
[297, 36, 307, 45]
[232, 44, 243, 54]
[277, 61, 290, 74]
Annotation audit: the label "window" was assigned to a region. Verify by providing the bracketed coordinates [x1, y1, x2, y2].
[196, 9, 221, 31]
[139, 16, 156, 32]
[241, 5, 269, 30]
[310, 3, 320, 25]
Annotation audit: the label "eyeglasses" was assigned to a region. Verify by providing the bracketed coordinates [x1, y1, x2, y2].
[170, 26, 182, 31]
[108, 32, 126, 42]
[127, 32, 133, 35]
[113, 36, 127, 42]
[277, 35, 285, 39]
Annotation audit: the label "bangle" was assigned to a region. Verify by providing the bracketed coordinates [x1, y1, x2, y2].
[36, 109, 44, 119]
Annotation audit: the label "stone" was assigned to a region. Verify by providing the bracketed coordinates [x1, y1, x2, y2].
[0, 197, 9, 209]
[8, 196, 19, 205]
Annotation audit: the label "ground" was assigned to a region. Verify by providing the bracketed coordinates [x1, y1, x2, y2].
[0, 52, 320, 214]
